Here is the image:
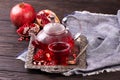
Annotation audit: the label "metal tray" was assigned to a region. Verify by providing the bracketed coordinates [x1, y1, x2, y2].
[25, 35, 88, 73]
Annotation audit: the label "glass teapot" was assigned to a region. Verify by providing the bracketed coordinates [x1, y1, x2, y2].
[30, 23, 74, 51]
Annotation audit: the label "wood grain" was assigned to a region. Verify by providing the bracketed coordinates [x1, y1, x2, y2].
[0, 0, 120, 21]
[0, 21, 28, 57]
[0, 0, 120, 80]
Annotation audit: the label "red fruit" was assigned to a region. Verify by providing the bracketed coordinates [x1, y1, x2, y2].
[17, 23, 40, 41]
[10, 2, 36, 28]
[36, 9, 60, 27]
[33, 49, 45, 61]
[33, 49, 55, 65]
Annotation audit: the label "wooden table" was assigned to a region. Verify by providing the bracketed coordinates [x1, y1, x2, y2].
[1, 0, 120, 80]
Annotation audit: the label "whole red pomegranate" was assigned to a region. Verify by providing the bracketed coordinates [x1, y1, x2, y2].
[10, 2, 36, 28]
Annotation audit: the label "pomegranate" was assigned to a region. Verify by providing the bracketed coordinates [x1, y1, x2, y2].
[10, 2, 36, 28]
[36, 9, 60, 27]
[17, 23, 40, 41]
[33, 49, 56, 65]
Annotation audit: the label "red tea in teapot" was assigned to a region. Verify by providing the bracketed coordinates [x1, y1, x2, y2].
[32, 23, 74, 50]
[31, 23, 74, 65]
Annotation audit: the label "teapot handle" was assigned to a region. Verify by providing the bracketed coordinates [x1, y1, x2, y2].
[65, 26, 81, 41]
[62, 15, 81, 27]
[62, 15, 82, 38]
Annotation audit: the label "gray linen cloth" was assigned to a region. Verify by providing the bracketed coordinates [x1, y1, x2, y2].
[17, 10, 120, 76]
[62, 10, 120, 76]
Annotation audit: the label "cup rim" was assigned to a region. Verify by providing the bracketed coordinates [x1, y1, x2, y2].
[48, 42, 70, 52]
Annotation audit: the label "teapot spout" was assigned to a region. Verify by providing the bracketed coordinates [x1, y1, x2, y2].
[29, 31, 46, 50]
[29, 32, 36, 41]
[29, 32, 39, 48]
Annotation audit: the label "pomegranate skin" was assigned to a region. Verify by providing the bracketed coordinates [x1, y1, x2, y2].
[36, 9, 60, 27]
[10, 2, 36, 28]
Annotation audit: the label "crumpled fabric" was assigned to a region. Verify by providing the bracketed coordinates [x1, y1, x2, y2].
[62, 10, 120, 76]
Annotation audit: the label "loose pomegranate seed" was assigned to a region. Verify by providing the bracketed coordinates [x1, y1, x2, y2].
[18, 37, 24, 41]
[36, 12, 50, 27]
[33, 49, 45, 61]
[17, 23, 40, 41]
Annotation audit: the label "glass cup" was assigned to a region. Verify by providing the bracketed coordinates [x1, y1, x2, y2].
[48, 42, 71, 65]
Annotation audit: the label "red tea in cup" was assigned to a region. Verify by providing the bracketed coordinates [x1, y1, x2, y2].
[48, 42, 71, 65]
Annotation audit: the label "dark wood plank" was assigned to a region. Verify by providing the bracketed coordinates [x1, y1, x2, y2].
[0, 67, 120, 80]
[0, 71, 64, 80]
[0, 55, 120, 80]
[0, 0, 120, 21]
[0, 56, 26, 72]
[0, 21, 28, 57]
[0, 0, 120, 80]
[0, 70, 84, 80]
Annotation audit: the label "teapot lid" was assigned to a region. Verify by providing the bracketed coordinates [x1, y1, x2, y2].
[43, 23, 65, 35]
